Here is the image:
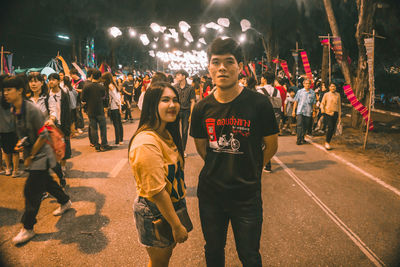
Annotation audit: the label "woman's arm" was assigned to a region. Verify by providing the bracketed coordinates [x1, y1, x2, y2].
[151, 188, 188, 243]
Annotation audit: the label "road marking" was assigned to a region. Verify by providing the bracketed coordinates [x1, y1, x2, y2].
[109, 158, 128, 178]
[306, 138, 400, 198]
[273, 156, 386, 267]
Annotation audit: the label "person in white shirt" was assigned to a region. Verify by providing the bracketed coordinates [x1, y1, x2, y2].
[102, 72, 124, 145]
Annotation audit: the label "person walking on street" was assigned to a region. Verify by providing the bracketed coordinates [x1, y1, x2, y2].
[174, 69, 195, 157]
[122, 73, 134, 122]
[3, 76, 71, 245]
[26, 73, 66, 187]
[320, 83, 341, 150]
[256, 71, 281, 172]
[0, 76, 20, 177]
[292, 79, 316, 145]
[102, 72, 124, 145]
[190, 37, 279, 267]
[47, 73, 72, 185]
[129, 82, 190, 267]
[82, 69, 112, 152]
[70, 69, 85, 134]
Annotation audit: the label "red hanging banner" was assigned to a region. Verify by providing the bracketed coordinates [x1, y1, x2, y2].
[300, 51, 314, 86]
[332, 37, 343, 64]
[343, 85, 374, 130]
[280, 60, 291, 80]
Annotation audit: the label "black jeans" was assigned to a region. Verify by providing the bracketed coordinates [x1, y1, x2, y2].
[89, 115, 108, 146]
[198, 194, 263, 267]
[110, 109, 123, 144]
[22, 170, 70, 229]
[296, 114, 312, 142]
[124, 96, 132, 120]
[180, 109, 190, 151]
[325, 112, 338, 143]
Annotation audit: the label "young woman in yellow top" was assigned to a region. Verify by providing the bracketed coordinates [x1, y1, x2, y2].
[128, 82, 188, 267]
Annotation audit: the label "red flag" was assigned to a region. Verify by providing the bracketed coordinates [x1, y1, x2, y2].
[280, 60, 291, 80]
[343, 85, 373, 130]
[244, 66, 251, 76]
[320, 39, 329, 46]
[300, 51, 314, 87]
[332, 37, 343, 64]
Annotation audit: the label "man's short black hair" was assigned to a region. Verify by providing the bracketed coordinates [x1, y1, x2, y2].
[262, 72, 275, 85]
[207, 37, 244, 64]
[127, 73, 133, 76]
[92, 69, 102, 80]
[175, 69, 189, 78]
[48, 73, 60, 80]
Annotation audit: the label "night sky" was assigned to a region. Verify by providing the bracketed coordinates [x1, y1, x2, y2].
[1, 0, 399, 73]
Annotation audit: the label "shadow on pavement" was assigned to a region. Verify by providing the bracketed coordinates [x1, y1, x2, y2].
[66, 170, 109, 179]
[31, 186, 110, 254]
[0, 207, 23, 227]
[276, 150, 306, 157]
[274, 159, 337, 171]
[71, 149, 82, 157]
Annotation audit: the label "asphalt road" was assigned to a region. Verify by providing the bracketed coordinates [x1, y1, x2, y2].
[1, 108, 400, 267]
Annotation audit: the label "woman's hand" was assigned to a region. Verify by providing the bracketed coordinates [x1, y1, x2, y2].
[172, 224, 188, 243]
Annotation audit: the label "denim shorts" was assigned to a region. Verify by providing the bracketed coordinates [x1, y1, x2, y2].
[133, 196, 186, 248]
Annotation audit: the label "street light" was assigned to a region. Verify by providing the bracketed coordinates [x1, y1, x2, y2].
[239, 34, 246, 43]
[129, 28, 136, 37]
[152, 43, 157, 49]
[109, 27, 122, 38]
[57, 35, 70, 40]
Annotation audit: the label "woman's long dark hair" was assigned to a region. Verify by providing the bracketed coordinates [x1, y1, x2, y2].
[63, 76, 74, 91]
[128, 82, 184, 161]
[102, 72, 118, 91]
[26, 72, 48, 98]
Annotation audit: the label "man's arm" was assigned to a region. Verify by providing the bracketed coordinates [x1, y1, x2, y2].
[292, 101, 298, 117]
[189, 99, 195, 122]
[194, 138, 208, 161]
[262, 134, 278, 166]
[122, 84, 131, 95]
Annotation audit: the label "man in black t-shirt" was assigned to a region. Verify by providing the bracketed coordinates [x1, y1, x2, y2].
[174, 69, 196, 156]
[81, 69, 112, 152]
[190, 37, 278, 267]
[122, 73, 134, 121]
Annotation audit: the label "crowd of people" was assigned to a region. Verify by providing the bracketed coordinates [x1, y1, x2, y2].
[0, 36, 343, 266]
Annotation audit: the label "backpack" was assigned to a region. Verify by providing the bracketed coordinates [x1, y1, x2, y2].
[260, 87, 281, 109]
[38, 125, 65, 161]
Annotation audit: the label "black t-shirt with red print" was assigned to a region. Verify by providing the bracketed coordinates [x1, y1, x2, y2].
[190, 88, 278, 202]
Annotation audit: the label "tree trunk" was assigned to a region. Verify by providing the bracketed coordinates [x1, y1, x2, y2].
[71, 33, 76, 63]
[78, 37, 82, 65]
[321, 45, 329, 85]
[323, 0, 376, 128]
[352, 0, 376, 128]
[323, 0, 354, 86]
